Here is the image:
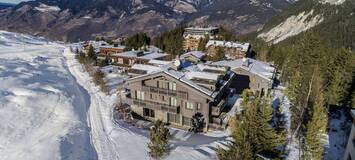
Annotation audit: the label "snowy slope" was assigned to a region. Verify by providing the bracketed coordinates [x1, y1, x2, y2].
[258, 9, 323, 44]
[0, 31, 97, 160]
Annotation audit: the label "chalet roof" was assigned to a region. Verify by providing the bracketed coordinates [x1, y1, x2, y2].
[140, 52, 168, 60]
[148, 60, 171, 66]
[206, 40, 250, 52]
[181, 51, 206, 59]
[131, 64, 162, 74]
[185, 71, 220, 81]
[111, 51, 168, 60]
[212, 58, 275, 81]
[100, 45, 125, 50]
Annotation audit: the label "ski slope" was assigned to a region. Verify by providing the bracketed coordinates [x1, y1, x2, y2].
[0, 31, 230, 160]
[0, 31, 97, 160]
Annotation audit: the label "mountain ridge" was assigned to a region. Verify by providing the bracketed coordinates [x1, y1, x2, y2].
[0, 0, 292, 41]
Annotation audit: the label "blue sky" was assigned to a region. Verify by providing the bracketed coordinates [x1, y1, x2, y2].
[0, 0, 28, 4]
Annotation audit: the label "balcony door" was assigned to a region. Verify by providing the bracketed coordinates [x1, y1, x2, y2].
[143, 108, 155, 118]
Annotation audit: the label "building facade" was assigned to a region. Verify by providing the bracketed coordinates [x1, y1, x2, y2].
[110, 51, 170, 67]
[212, 58, 276, 96]
[183, 27, 219, 51]
[126, 66, 234, 131]
[344, 110, 355, 160]
[99, 45, 125, 57]
[206, 40, 251, 59]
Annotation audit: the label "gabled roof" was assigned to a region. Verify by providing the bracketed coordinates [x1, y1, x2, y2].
[111, 51, 168, 60]
[181, 51, 206, 59]
[128, 69, 218, 99]
[131, 64, 163, 74]
[212, 58, 275, 81]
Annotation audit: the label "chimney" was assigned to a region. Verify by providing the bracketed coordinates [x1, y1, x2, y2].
[242, 58, 249, 67]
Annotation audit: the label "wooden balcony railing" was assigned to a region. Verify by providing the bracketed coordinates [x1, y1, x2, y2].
[141, 86, 188, 99]
[131, 98, 180, 114]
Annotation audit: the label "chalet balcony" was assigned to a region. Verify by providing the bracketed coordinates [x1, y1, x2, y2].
[130, 98, 180, 114]
[141, 86, 188, 99]
[211, 99, 226, 116]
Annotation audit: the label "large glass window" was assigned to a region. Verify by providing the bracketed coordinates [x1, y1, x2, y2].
[185, 102, 194, 110]
[170, 97, 177, 106]
[168, 82, 176, 90]
[136, 90, 145, 100]
[196, 103, 201, 110]
[143, 108, 155, 117]
[183, 116, 192, 126]
[167, 113, 180, 124]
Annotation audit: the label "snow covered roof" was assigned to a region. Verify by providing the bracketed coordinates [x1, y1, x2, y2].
[196, 64, 228, 73]
[206, 40, 250, 52]
[100, 45, 125, 50]
[128, 65, 231, 98]
[164, 69, 215, 98]
[181, 51, 206, 59]
[185, 71, 220, 81]
[140, 52, 168, 60]
[111, 51, 168, 60]
[212, 58, 275, 81]
[148, 60, 171, 66]
[131, 64, 162, 74]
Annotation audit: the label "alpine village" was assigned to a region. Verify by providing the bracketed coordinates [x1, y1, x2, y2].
[0, 0, 354, 160]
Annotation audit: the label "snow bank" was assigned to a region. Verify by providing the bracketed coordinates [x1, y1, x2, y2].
[258, 10, 324, 44]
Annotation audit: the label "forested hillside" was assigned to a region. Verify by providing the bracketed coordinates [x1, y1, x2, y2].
[218, 0, 354, 159]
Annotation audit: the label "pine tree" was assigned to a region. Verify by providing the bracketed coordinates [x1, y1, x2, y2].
[87, 44, 97, 62]
[148, 120, 170, 159]
[303, 93, 327, 160]
[218, 98, 285, 159]
[189, 112, 205, 133]
[285, 70, 304, 131]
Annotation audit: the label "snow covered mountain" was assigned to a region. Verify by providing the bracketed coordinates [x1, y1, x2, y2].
[0, 0, 293, 41]
[258, 0, 352, 44]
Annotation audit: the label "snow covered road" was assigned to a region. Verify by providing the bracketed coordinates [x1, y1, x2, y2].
[63, 48, 149, 160]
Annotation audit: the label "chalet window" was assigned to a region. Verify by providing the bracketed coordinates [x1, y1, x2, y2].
[168, 82, 176, 91]
[150, 94, 153, 99]
[136, 91, 145, 100]
[162, 95, 165, 101]
[185, 102, 194, 110]
[182, 116, 192, 126]
[196, 103, 201, 110]
[167, 113, 180, 124]
[143, 108, 155, 118]
[169, 97, 177, 106]
[158, 80, 164, 88]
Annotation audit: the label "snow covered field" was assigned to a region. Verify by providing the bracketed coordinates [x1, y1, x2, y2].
[0, 31, 231, 160]
[0, 31, 96, 160]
